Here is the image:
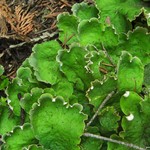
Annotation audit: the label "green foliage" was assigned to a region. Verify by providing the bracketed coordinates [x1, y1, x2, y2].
[0, 65, 9, 91]
[117, 51, 144, 92]
[0, 106, 20, 135]
[120, 92, 150, 147]
[30, 93, 87, 150]
[2, 124, 38, 150]
[98, 106, 120, 133]
[1, 0, 150, 150]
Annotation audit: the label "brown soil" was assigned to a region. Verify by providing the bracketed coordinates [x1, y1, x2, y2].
[0, 0, 92, 79]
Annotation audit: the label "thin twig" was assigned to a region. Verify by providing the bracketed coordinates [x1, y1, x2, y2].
[8, 31, 58, 49]
[86, 90, 115, 127]
[60, 0, 72, 7]
[83, 133, 146, 150]
[101, 43, 115, 67]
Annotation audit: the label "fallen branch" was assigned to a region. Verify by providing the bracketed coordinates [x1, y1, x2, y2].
[86, 90, 116, 127]
[8, 31, 58, 49]
[83, 133, 146, 150]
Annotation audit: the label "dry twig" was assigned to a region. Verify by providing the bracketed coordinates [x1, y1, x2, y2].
[86, 91, 116, 127]
[83, 133, 146, 150]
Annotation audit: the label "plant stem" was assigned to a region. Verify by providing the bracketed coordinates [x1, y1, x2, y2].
[83, 133, 146, 150]
[86, 90, 115, 127]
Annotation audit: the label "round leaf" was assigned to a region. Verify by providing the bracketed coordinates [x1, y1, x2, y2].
[30, 93, 87, 150]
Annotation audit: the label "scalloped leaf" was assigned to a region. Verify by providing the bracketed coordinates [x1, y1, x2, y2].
[27, 144, 44, 150]
[2, 123, 38, 150]
[57, 13, 79, 45]
[6, 67, 38, 116]
[29, 40, 62, 85]
[59, 45, 93, 88]
[86, 77, 117, 109]
[20, 88, 44, 113]
[71, 2, 99, 21]
[120, 91, 150, 148]
[98, 106, 121, 133]
[30, 93, 87, 150]
[0, 106, 20, 135]
[78, 18, 119, 48]
[94, 0, 150, 33]
[119, 27, 150, 65]
[85, 48, 116, 80]
[117, 51, 144, 93]
[85, 49, 105, 79]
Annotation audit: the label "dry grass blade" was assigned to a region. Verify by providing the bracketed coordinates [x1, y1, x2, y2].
[0, 0, 15, 35]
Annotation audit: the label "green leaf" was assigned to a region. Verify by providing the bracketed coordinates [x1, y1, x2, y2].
[98, 106, 121, 133]
[119, 27, 150, 65]
[107, 135, 129, 150]
[0, 75, 9, 90]
[2, 123, 38, 150]
[59, 45, 92, 88]
[52, 79, 74, 101]
[78, 18, 118, 48]
[72, 2, 99, 21]
[20, 88, 44, 113]
[95, 0, 146, 33]
[30, 93, 87, 150]
[117, 51, 144, 93]
[78, 18, 103, 47]
[0, 106, 20, 135]
[86, 77, 117, 109]
[57, 13, 79, 45]
[6, 67, 38, 116]
[120, 91, 150, 148]
[81, 137, 102, 150]
[81, 127, 103, 150]
[29, 40, 62, 85]
[27, 144, 44, 150]
[85, 48, 116, 80]
[85, 50, 105, 79]
[0, 97, 7, 106]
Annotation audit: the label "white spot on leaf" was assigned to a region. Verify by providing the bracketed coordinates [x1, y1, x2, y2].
[52, 98, 56, 102]
[63, 101, 67, 105]
[123, 91, 130, 97]
[126, 113, 134, 121]
[90, 86, 94, 90]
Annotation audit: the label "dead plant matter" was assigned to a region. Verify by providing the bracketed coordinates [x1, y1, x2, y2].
[0, 0, 35, 36]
